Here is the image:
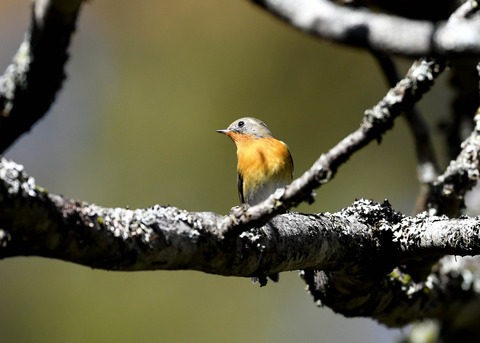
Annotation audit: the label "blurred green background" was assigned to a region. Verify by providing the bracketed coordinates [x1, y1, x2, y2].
[0, 1, 453, 342]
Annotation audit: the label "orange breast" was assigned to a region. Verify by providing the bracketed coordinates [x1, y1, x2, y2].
[236, 136, 293, 205]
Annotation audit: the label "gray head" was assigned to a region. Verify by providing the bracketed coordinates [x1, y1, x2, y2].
[216, 117, 274, 139]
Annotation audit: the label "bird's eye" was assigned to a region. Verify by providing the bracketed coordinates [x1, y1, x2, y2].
[238, 121, 245, 128]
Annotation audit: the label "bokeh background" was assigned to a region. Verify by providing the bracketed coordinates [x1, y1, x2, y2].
[0, 1, 453, 342]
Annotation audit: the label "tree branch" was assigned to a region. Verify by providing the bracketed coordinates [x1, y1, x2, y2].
[301, 107, 480, 324]
[250, 0, 480, 57]
[2, 158, 480, 271]
[302, 111, 480, 326]
[0, 0, 83, 153]
[428, 112, 480, 216]
[303, 255, 480, 328]
[3, 158, 480, 327]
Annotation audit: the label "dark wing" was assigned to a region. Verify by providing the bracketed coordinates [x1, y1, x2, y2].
[237, 172, 245, 204]
[288, 150, 294, 180]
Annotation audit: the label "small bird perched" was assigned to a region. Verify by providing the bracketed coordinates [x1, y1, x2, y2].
[217, 117, 294, 286]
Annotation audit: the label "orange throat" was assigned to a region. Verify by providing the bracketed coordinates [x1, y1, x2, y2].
[235, 136, 293, 205]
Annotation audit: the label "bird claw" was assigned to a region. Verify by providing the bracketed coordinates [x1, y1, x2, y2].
[229, 203, 249, 217]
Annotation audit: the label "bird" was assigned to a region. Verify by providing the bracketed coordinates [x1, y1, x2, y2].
[217, 117, 294, 286]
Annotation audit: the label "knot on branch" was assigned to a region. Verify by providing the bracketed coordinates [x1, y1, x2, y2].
[341, 198, 404, 228]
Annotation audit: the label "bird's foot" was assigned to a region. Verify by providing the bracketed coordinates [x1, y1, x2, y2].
[229, 203, 249, 217]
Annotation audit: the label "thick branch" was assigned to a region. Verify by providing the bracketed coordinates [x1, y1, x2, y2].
[3, 159, 480, 274]
[3, 158, 480, 326]
[250, 0, 480, 57]
[0, 0, 83, 152]
[303, 255, 480, 328]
